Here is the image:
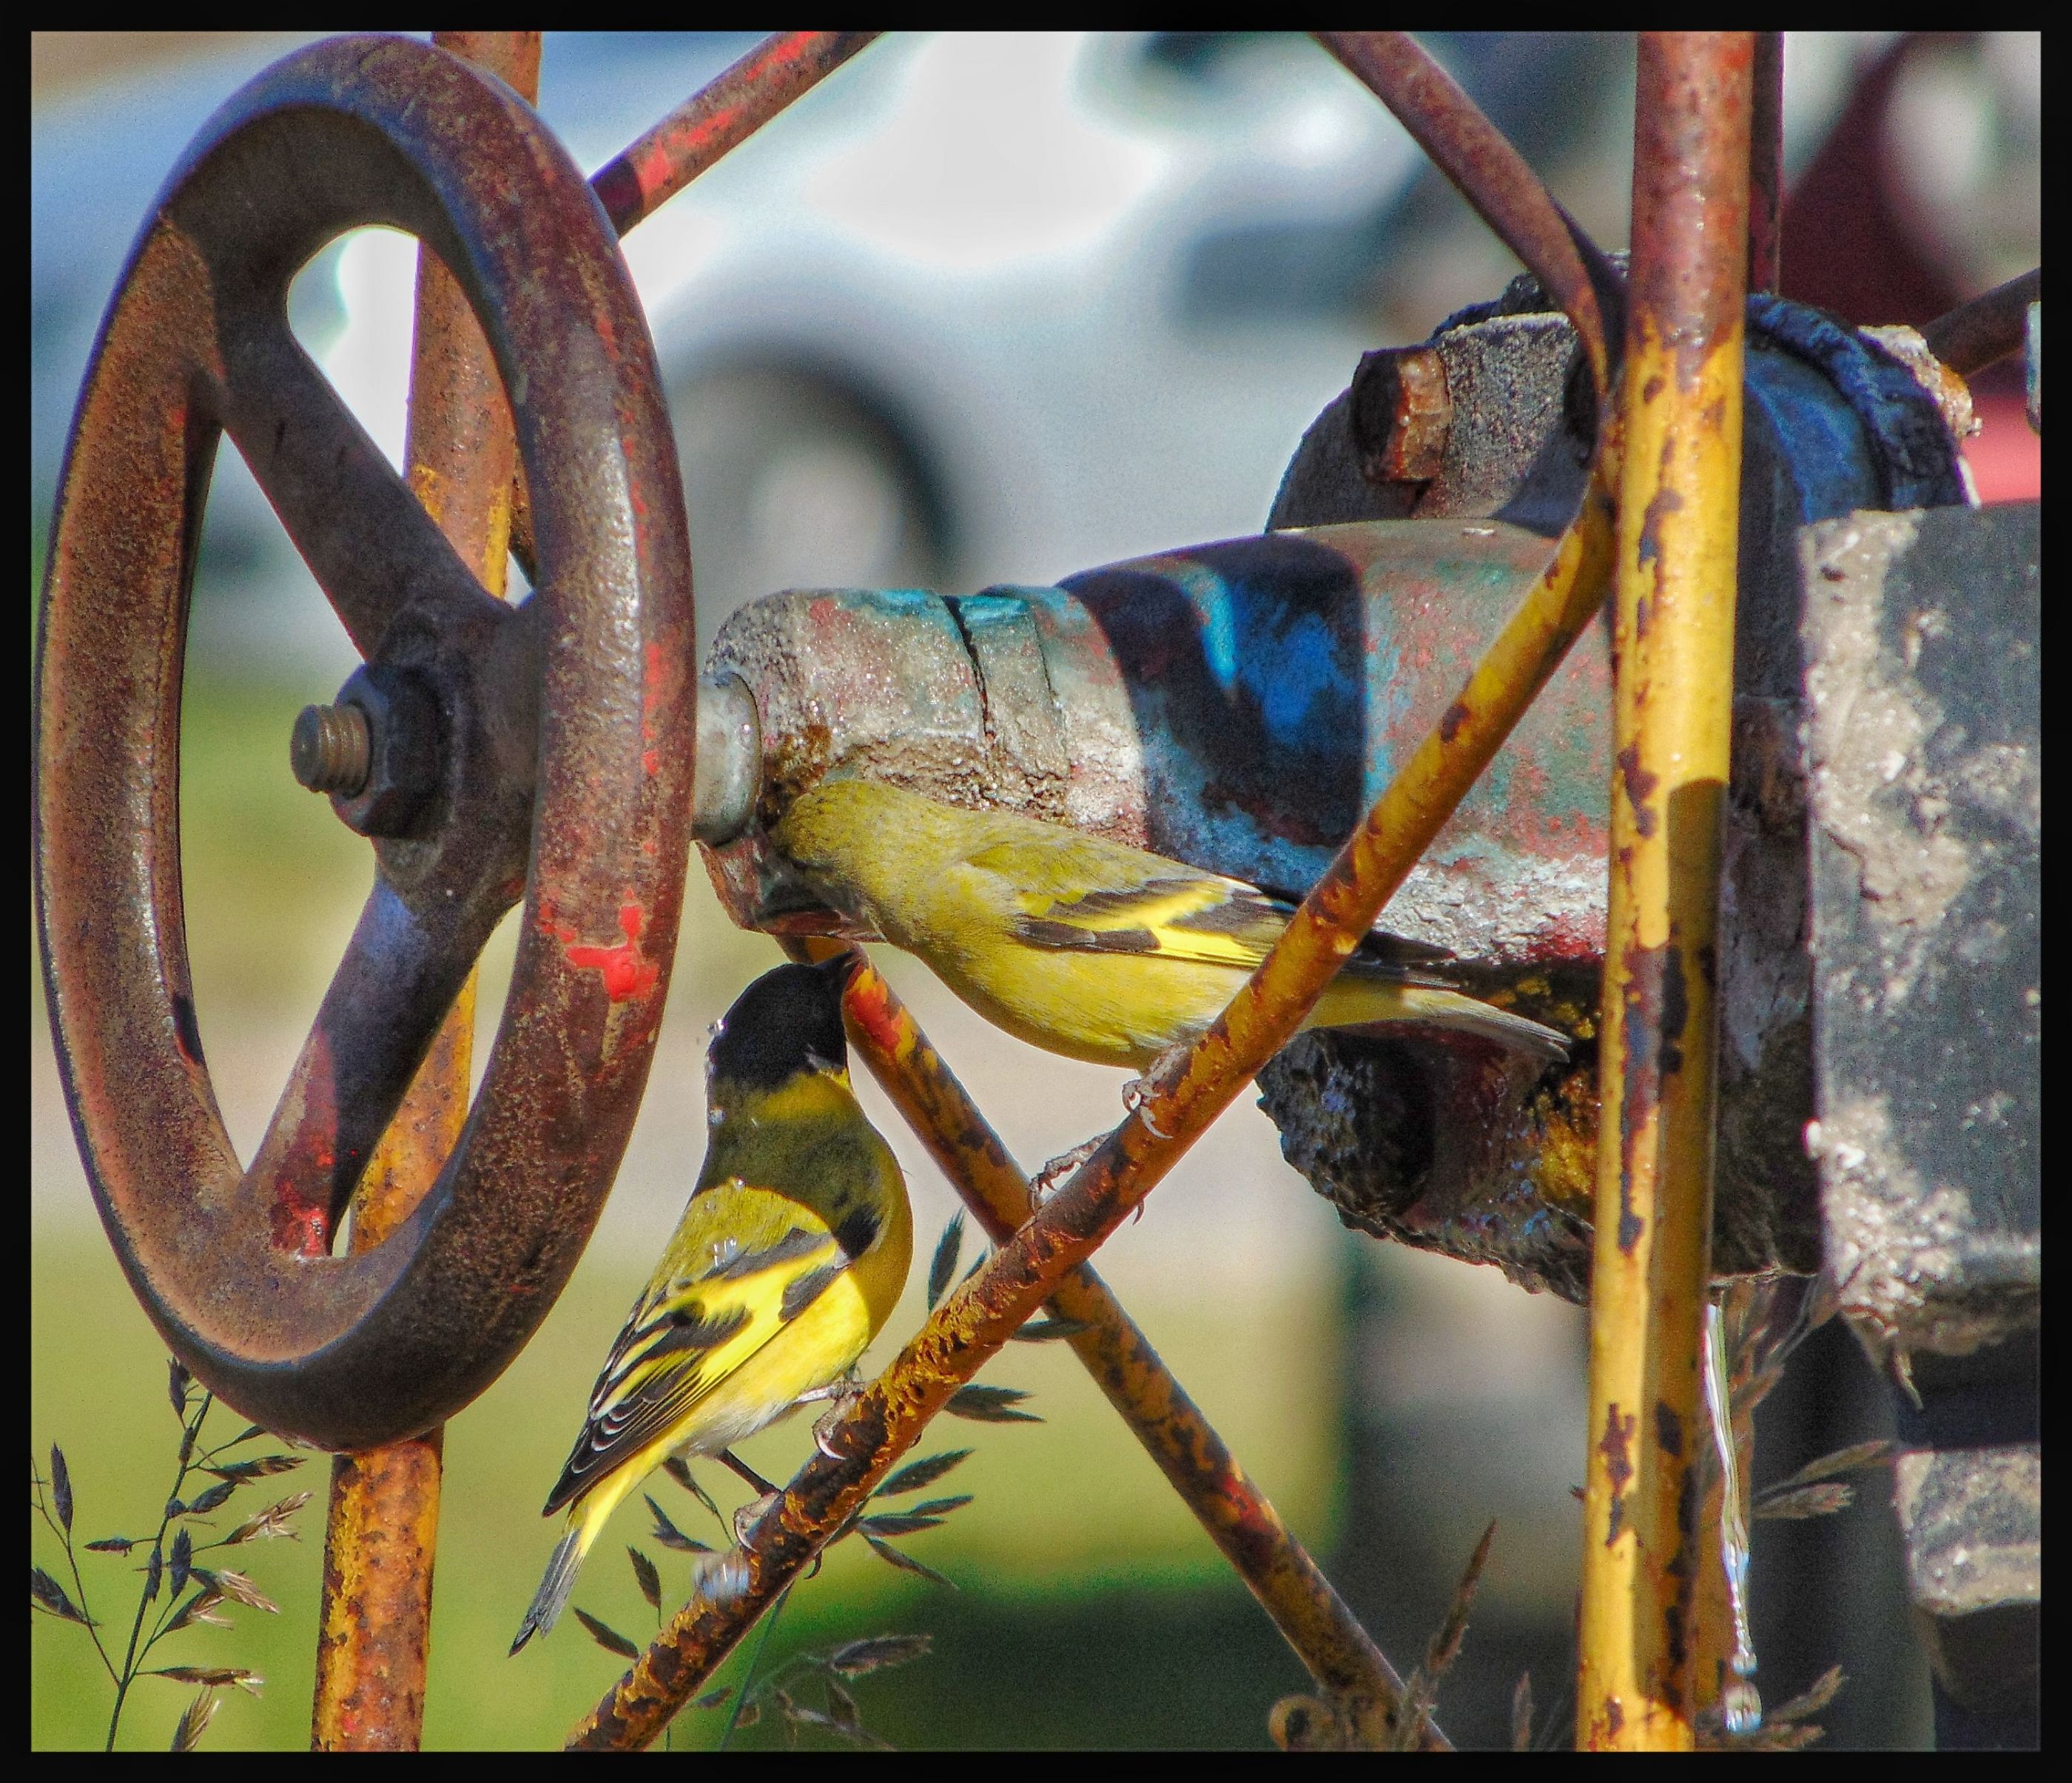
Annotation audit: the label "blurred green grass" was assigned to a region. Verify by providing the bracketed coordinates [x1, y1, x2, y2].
[33, 673, 1345, 1750]
[32, 1226, 1337, 1750]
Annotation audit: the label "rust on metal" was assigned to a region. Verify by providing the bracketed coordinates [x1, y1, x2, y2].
[1748, 34, 1783, 294]
[309, 30, 538, 1753]
[1923, 267, 2042, 378]
[309, 994, 476, 1753]
[507, 32, 878, 587]
[33, 33, 696, 1449]
[569, 30, 1624, 1749]
[1350, 344, 1453, 487]
[309, 985, 472, 1748]
[794, 940, 1439, 1749]
[311, 1426, 446, 1749]
[706, 519, 1617, 980]
[1579, 32, 1752, 1753]
[1315, 31, 1626, 400]
[590, 31, 879, 237]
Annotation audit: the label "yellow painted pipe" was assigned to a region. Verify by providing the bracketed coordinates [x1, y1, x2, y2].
[1578, 30, 1752, 1752]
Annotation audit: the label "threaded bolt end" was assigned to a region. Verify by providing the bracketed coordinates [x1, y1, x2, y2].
[291, 702, 371, 796]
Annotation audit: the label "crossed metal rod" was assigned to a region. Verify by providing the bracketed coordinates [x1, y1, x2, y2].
[569, 491, 1619, 1750]
[803, 943, 1438, 1750]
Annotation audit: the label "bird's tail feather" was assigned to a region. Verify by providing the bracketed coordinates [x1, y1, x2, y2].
[1386, 988, 1572, 1065]
[511, 1528, 585, 1655]
[1438, 996, 1571, 1065]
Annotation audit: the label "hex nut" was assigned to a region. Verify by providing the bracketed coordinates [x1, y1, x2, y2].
[331, 663, 442, 838]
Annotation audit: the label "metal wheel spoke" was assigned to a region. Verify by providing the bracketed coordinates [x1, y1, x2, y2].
[242, 878, 499, 1251]
[218, 317, 502, 658]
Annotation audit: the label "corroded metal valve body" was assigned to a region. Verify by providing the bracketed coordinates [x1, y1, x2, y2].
[700, 283, 1975, 1300]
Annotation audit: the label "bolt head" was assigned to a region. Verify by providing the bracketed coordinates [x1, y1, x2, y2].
[290, 703, 371, 796]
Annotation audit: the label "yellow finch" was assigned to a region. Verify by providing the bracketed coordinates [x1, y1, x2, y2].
[770, 778, 1569, 1071]
[511, 954, 911, 1653]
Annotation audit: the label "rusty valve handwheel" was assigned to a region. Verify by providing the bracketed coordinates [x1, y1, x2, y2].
[34, 37, 696, 1450]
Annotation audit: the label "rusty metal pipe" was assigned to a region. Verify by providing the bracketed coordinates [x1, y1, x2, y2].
[1749, 34, 1783, 294]
[309, 991, 476, 1749]
[509, 32, 881, 584]
[1316, 31, 1625, 400]
[568, 368, 1622, 1750]
[793, 940, 1438, 1749]
[310, 29, 538, 1754]
[1578, 32, 1753, 1753]
[1923, 267, 2042, 377]
[591, 31, 878, 238]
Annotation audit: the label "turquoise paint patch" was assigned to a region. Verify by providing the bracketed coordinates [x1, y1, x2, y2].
[1360, 628, 1409, 809]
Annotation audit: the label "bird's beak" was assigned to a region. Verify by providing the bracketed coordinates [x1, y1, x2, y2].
[816, 948, 867, 991]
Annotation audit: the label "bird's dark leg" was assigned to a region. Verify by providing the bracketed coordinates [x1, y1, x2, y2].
[719, 1450, 782, 1546]
[718, 1448, 778, 1497]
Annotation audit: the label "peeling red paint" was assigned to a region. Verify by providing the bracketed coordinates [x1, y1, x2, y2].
[1536, 909, 1604, 961]
[272, 1187, 330, 1258]
[558, 900, 660, 1002]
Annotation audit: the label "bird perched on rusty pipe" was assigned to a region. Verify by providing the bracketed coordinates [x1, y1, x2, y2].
[769, 777, 1570, 1077]
[512, 954, 911, 1653]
